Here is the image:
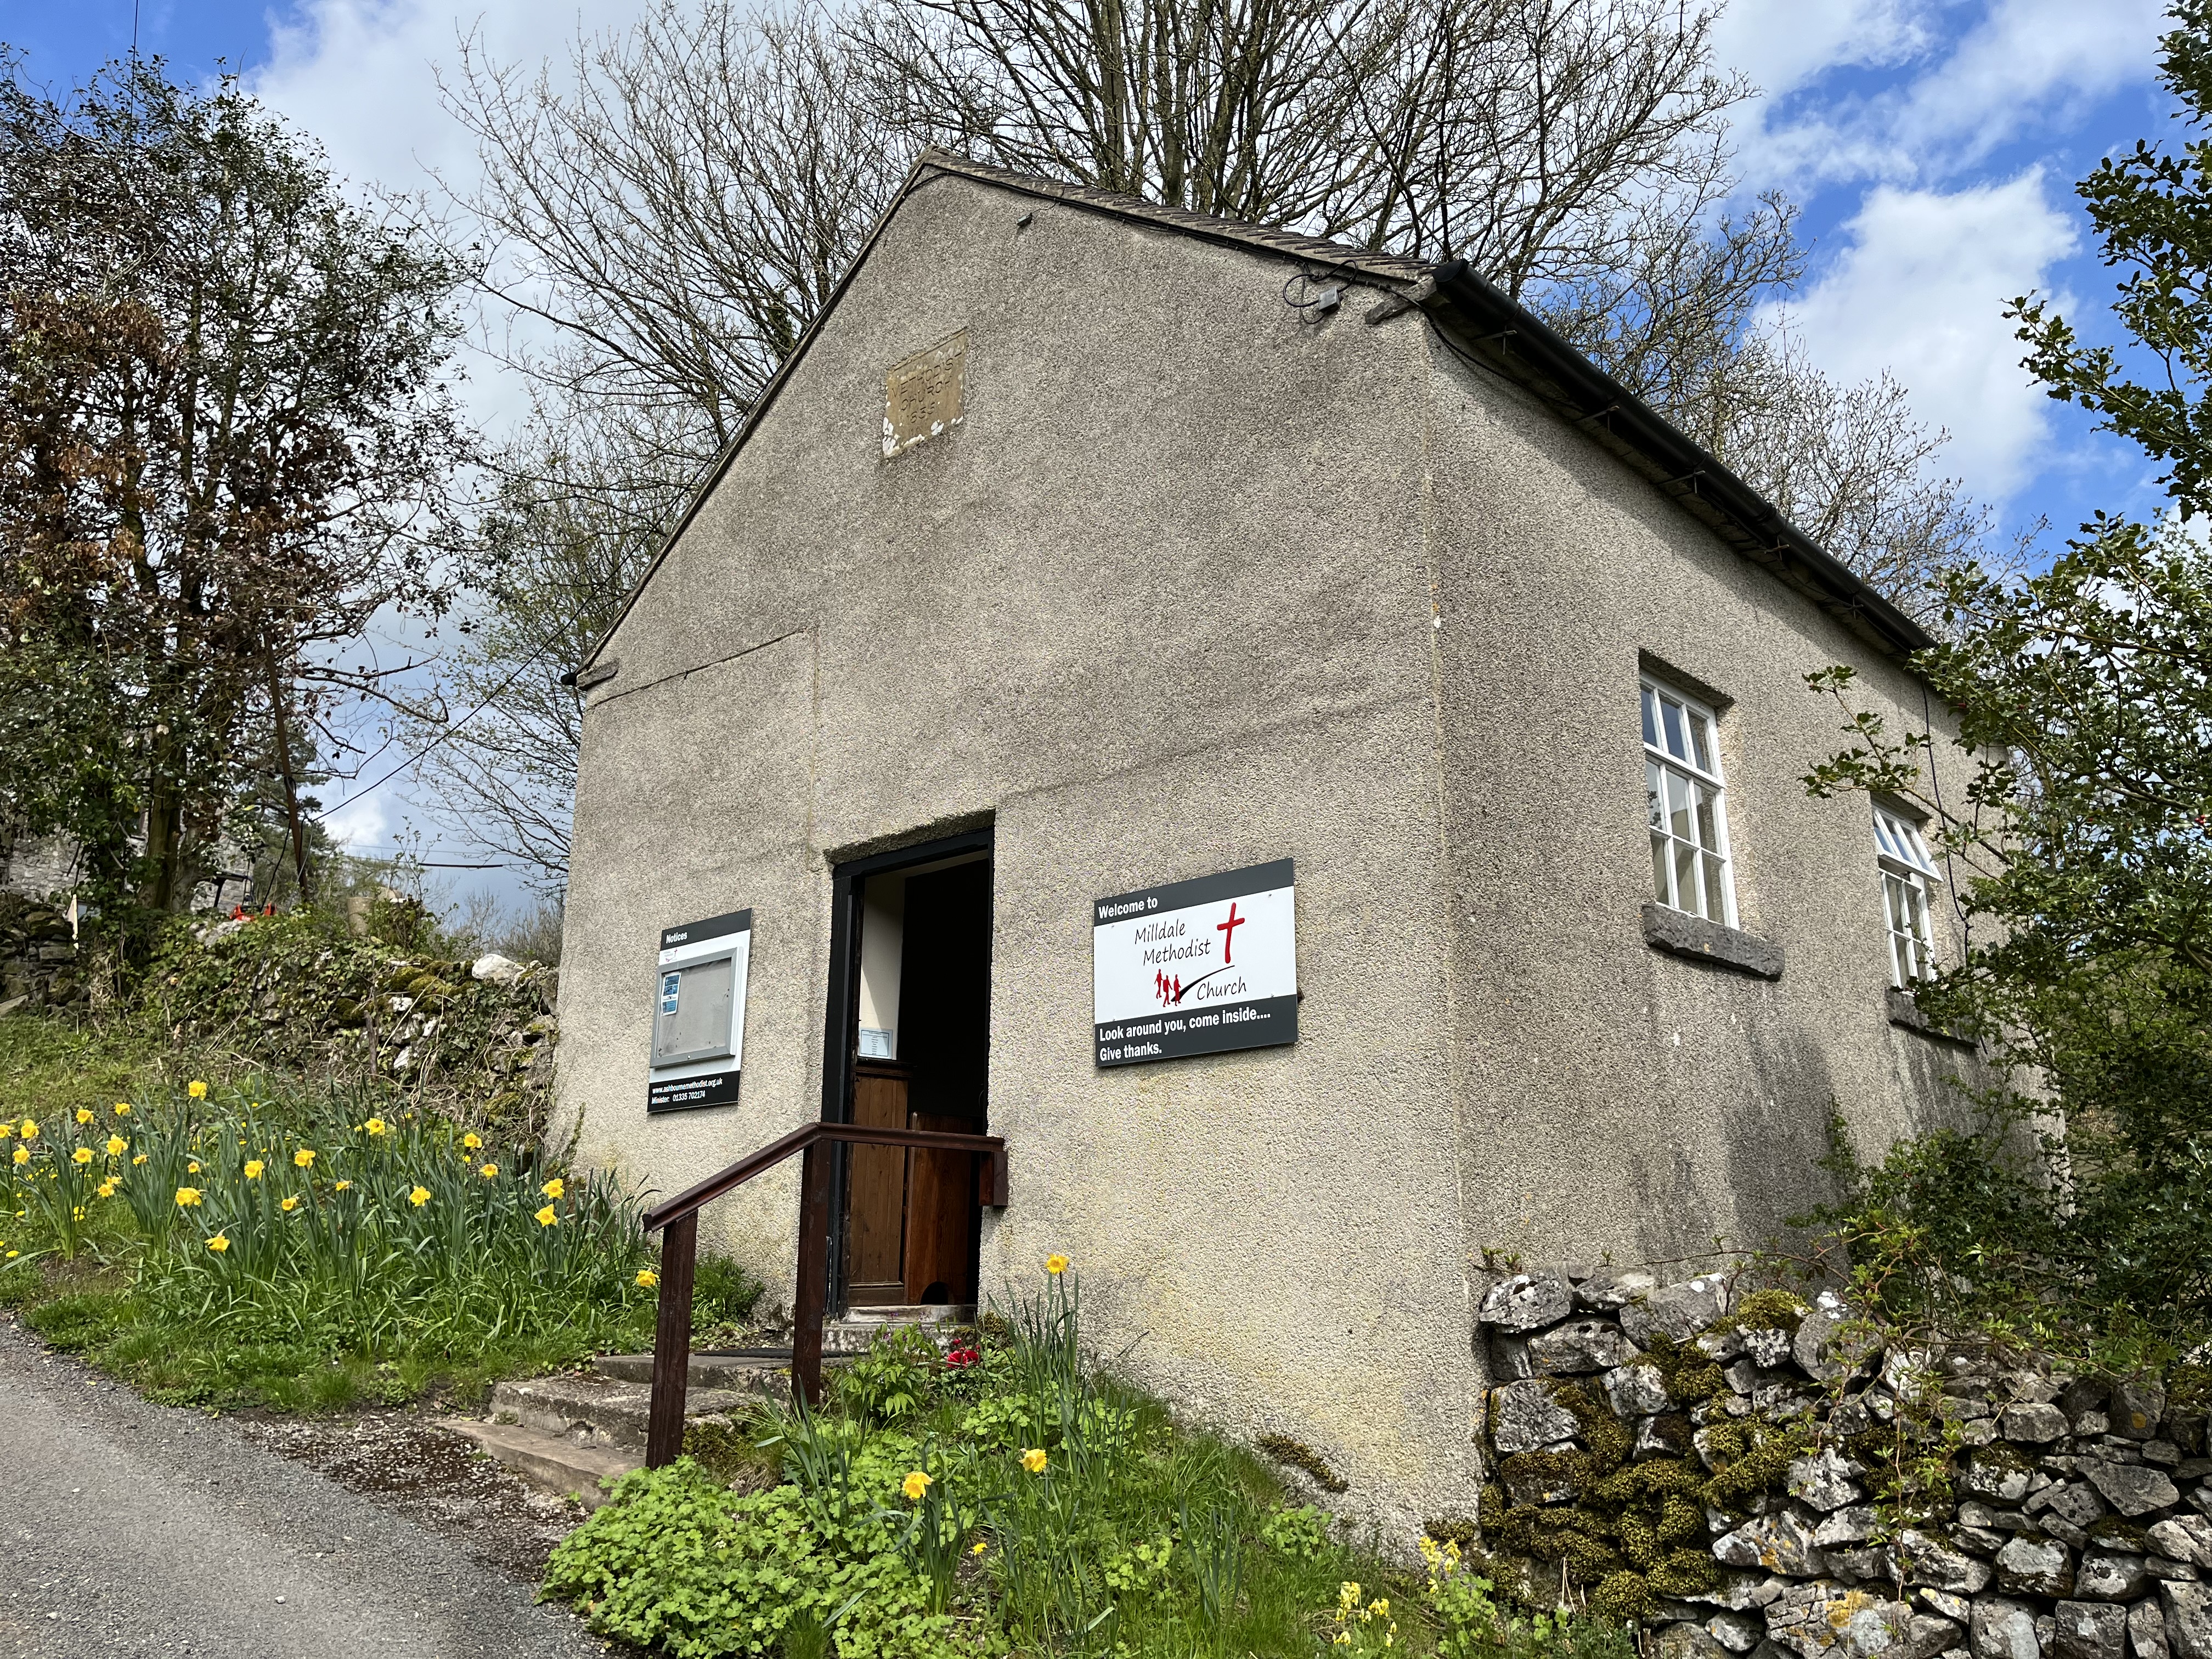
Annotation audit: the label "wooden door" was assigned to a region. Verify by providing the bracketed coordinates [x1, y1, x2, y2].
[902, 1114, 976, 1305]
[845, 1061, 910, 1306]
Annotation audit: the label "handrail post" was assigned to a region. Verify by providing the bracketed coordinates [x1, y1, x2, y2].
[645, 1211, 697, 1468]
[792, 1138, 830, 1407]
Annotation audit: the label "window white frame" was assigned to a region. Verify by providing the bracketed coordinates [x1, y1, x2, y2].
[1874, 804, 1939, 988]
[1642, 676, 1737, 927]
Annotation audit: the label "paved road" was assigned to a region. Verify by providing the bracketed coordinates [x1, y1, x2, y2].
[0, 1321, 611, 1658]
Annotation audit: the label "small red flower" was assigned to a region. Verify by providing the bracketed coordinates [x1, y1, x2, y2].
[945, 1347, 979, 1369]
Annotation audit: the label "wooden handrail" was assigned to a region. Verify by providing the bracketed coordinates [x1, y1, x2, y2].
[639, 1120, 1008, 1466]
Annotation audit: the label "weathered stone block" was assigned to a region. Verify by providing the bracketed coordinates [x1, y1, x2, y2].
[2035, 1482, 2110, 1531]
[1998, 1535, 2076, 1597]
[2114, 1386, 2169, 1442]
[2053, 1602, 2131, 1659]
[2150, 1519, 2212, 1569]
[1711, 1612, 1766, 1652]
[2086, 1462, 2183, 1519]
[2132, 1598, 2172, 1659]
[2162, 1583, 2212, 1659]
[1527, 1318, 1644, 1375]
[1795, 1297, 1875, 1382]
[1790, 1449, 1869, 1513]
[1606, 1362, 1673, 1417]
[1576, 1268, 1660, 1312]
[1716, 1510, 1827, 1578]
[1970, 1450, 2037, 1504]
[1479, 1272, 1576, 1333]
[1973, 1597, 2044, 1659]
[1661, 1622, 1735, 1659]
[2005, 1404, 2073, 1443]
[1622, 1278, 1732, 1348]
[1898, 1531, 1993, 1594]
[1492, 1380, 1580, 1455]
[1817, 1508, 1881, 1547]
[1638, 1414, 1695, 1460]
[2079, 1554, 2157, 1603]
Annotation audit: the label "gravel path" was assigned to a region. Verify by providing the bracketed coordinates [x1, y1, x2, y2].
[0, 1318, 613, 1658]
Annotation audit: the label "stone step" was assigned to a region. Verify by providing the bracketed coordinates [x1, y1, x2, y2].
[488, 1370, 769, 1453]
[441, 1418, 639, 1511]
[824, 1305, 978, 1355]
[592, 1350, 802, 1390]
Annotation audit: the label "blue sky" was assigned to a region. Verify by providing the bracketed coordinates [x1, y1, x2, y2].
[0, 0, 2184, 903]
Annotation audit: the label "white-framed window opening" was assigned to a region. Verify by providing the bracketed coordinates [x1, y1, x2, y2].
[1642, 676, 1737, 927]
[1874, 804, 1940, 988]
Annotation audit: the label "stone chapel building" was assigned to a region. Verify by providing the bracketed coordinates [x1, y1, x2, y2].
[555, 151, 1980, 1526]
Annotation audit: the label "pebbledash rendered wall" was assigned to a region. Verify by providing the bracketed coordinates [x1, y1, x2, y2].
[555, 160, 1986, 1531]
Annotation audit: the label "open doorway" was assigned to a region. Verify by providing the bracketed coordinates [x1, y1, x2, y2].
[831, 834, 992, 1308]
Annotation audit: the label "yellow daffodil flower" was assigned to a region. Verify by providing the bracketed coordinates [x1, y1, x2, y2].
[187, 1161, 200, 1174]
[540, 1177, 565, 1200]
[206, 1232, 228, 1253]
[902, 1470, 933, 1502]
[75, 1108, 93, 1125]
[10, 1148, 26, 1167]
[462, 1133, 482, 1151]
[71, 1148, 93, 1166]
[479, 1164, 498, 1180]
[294, 1149, 315, 1169]
[188, 1081, 207, 1100]
[114, 1103, 131, 1117]
[176, 1187, 202, 1207]
[635, 1268, 658, 1289]
[534, 1205, 557, 1227]
[280, 1196, 299, 1213]
[1021, 1448, 1048, 1474]
[335, 1180, 353, 1193]
[0, 1122, 11, 1140]
[95, 1180, 116, 1199]
[364, 1118, 387, 1136]
[132, 1154, 147, 1166]
[105, 1136, 126, 1157]
[1046, 1253, 1069, 1276]
[971, 1540, 988, 1555]
[244, 1160, 264, 1180]
[20, 1120, 37, 1140]
[409, 1186, 431, 1207]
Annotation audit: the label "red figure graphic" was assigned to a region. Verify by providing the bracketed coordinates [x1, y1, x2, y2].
[1216, 902, 1246, 967]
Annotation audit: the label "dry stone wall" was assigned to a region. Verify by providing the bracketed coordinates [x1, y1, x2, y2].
[1471, 1267, 2211, 1659]
[0, 896, 84, 1011]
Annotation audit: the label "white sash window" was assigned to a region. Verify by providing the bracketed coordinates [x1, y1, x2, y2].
[1874, 805, 1939, 986]
[1642, 676, 1736, 927]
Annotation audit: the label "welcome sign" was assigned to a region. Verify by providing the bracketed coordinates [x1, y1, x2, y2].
[1093, 860, 1297, 1066]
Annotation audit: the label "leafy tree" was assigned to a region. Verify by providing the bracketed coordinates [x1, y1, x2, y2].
[0, 59, 470, 939]
[1802, 1, 2212, 1355]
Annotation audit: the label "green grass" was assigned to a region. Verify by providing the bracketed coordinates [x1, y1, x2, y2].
[544, 1269, 1641, 1659]
[0, 1015, 763, 1412]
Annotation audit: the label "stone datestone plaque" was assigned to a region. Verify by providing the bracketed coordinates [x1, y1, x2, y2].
[884, 330, 966, 457]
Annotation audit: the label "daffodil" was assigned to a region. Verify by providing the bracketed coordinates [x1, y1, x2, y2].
[971, 1540, 988, 1555]
[113, 1103, 131, 1117]
[535, 1205, 557, 1227]
[409, 1186, 431, 1207]
[0, 1122, 11, 1140]
[280, 1196, 299, 1213]
[635, 1268, 658, 1289]
[1046, 1253, 1069, 1276]
[902, 1470, 933, 1502]
[10, 1148, 26, 1168]
[19, 1120, 36, 1140]
[95, 1180, 116, 1199]
[132, 1154, 147, 1166]
[187, 1081, 207, 1100]
[480, 1163, 498, 1180]
[75, 1108, 94, 1125]
[71, 1148, 93, 1166]
[105, 1136, 126, 1157]
[335, 1180, 353, 1193]
[294, 1149, 315, 1169]
[364, 1118, 387, 1136]
[206, 1232, 228, 1253]
[540, 1177, 565, 1200]
[176, 1186, 204, 1206]
[461, 1133, 482, 1151]
[1021, 1448, 1048, 1474]
[244, 1160, 264, 1180]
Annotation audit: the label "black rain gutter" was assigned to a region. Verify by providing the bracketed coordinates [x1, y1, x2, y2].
[1417, 259, 1934, 661]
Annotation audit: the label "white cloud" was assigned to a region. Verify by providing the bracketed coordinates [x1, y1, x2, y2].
[1712, 0, 1928, 107]
[1781, 171, 2079, 503]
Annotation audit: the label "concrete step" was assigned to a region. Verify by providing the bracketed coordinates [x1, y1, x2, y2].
[488, 1371, 769, 1453]
[825, 1305, 978, 1355]
[441, 1418, 639, 1511]
[592, 1350, 801, 1390]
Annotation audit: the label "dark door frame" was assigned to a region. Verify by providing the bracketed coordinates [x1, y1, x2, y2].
[820, 824, 995, 1311]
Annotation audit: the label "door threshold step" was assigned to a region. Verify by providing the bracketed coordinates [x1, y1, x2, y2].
[441, 1418, 639, 1510]
[590, 1350, 859, 1387]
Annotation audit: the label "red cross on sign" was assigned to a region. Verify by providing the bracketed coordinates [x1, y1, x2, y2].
[1216, 901, 1246, 967]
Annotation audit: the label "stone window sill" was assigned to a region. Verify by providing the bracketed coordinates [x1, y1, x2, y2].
[1886, 987, 1977, 1048]
[1640, 902, 1783, 980]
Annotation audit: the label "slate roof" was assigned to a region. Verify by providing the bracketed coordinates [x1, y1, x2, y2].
[580, 149, 1930, 672]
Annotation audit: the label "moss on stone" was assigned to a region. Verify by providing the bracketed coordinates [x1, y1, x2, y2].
[1592, 1570, 1656, 1621]
[1255, 1433, 1348, 1494]
[1645, 1331, 1728, 1406]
